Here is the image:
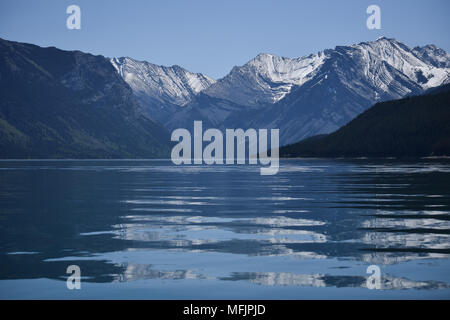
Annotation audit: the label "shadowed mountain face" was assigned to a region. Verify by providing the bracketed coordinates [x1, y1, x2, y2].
[0, 38, 171, 159]
[280, 84, 450, 158]
[114, 37, 450, 146]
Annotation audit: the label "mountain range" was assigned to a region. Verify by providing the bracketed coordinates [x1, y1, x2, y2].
[112, 37, 450, 145]
[0, 37, 449, 158]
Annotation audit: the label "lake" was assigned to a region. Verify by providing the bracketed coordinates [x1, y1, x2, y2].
[0, 159, 449, 299]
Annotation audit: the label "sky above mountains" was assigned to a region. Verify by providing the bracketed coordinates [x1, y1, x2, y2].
[0, 0, 449, 79]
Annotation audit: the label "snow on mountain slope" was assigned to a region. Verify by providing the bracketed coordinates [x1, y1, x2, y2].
[413, 44, 450, 68]
[352, 37, 449, 89]
[204, 52, 326, 106]
[250, 53, 425, 145]
[175, 37, 450, 145]
[110, 57, 215, 107]
[111, 37, 449, 146]
[249, 38, 450, 144]
[203, 37, 449, 108]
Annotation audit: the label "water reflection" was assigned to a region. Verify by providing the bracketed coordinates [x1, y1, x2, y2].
[116, 264, 206, 282]
[220, 272, 450, 290]
[0, 159, 450, 297]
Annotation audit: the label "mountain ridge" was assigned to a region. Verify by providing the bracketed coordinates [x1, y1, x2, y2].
[112, 37, 449, 146]
[1, 36, 449, 159]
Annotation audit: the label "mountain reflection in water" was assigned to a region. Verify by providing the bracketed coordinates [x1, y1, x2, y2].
[0, 159, 449, 298]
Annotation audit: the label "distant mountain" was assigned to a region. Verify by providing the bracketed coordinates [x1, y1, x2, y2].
[413, 45, 450, 68]
[110, 57, 215, 124]
[279, 84, 450, 158]
[0, 38, 170, 159]
[252, 38, 450, 144]
[1, 37, 449, 159]
[116, 37, 449, 146]
[204, 38, 449, 107]
[203, 52, 326, 106]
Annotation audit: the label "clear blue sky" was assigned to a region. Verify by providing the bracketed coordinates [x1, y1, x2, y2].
[0, 0, 449, 79]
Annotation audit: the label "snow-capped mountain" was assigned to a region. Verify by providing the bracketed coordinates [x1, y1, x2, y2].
[203, 52, 326, 106]
[351, 37, 449, 89]
[110, 57, 215, 123]
[110, 57, 215, 106]
[202, 37, 449, 108]
[113, 37, 450, 146]
[259, 37, 450, 144]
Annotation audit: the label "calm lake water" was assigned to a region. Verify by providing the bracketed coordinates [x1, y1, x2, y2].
[0, 159, 449, 299]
